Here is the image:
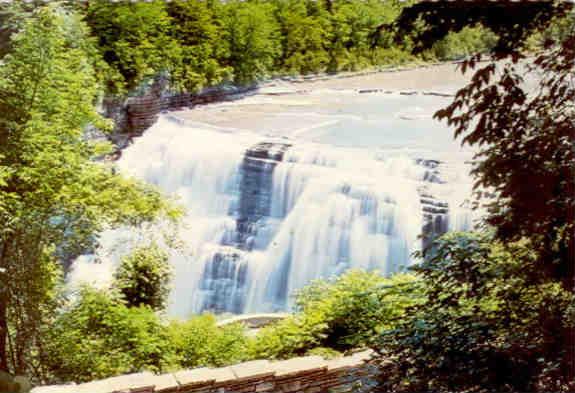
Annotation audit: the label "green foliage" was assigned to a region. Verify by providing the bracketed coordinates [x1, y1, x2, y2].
[44, 292, 251, 383]
[167, 0, 231, 92]
[0, 4, 176, 375]
[248, 305, 327, 360]
[250, 270, 421, 359]
[296, 270, 421, 350]
[390, 1, 570, 56]
[221, 1, 281, 84]
[84, 0, 179, 93]
[428, 26, 497, 61]
[81, 0, 500, 91]
[372, 5, 575, 391]
[273, 0, 331, 74]
[168, 315, 248, 369]
[114, 244, 171, 311]
[377, 233, 574, 392]
[26, 0, 515, 94]
[428, 28, 574, 391]
[435, 33, 575, 289]
[43, 287, 173, 383]
[326, 0, 401, 72]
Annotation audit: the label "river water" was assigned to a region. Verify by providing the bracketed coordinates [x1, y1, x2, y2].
[69, 81, 477, 318]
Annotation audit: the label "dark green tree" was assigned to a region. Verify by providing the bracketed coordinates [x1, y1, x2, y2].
[388, 0, 571, 57]
[167, 0, 231, 92]
[273, 0, 331, 74]
[435, 30, 575, 291]
[220, 0, 281, 84]
[377, 233, 574, 392]
[84, 0, 179, 93]
[114, 244, 171, 311]
[375, 3, 575, 391]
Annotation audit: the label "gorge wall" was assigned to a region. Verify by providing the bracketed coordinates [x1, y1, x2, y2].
[31, 350, 377, 393]
[101, 78, 257, 153]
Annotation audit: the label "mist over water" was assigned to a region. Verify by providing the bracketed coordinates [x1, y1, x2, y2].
[69, 89, 475, 317]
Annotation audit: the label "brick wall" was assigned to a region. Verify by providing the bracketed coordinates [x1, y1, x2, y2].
[31, 350, 378, 393]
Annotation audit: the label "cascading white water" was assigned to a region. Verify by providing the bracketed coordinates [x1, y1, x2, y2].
[69, 116, 262, 317]
[243, 146, 426, 312]
[70, 104, 474, 317]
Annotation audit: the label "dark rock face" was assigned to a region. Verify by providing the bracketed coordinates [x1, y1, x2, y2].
[101, 81, 258, 154]
[237, 143, 292, 251]
[198, 142, 292, 313]
[415, 158, 444, 183]
[420, 193, 450, 250]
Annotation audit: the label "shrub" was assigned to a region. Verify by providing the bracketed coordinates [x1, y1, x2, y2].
[114, 243, 171, 311]
[168, 315, 249, 368]
[250, 270, 422, 359]
[42, 287, 173, 383]
[43, 290, 249, 382]
[376, 232, 574, 392]
[248, 307, 328, 360]
[429, 26, 497, 61]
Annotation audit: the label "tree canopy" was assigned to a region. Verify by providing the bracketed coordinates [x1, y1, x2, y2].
[54, 0, 497, 94]
[435, 34, 575, 290]
[374, 2, 575, 391]
[114, 244, 172, 311]
[388, 0, 572, 57]
[378, 233, 574, 392]
[0, 5, 176, 376]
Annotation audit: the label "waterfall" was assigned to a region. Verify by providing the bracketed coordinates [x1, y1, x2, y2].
[243, 146, 426, 311]
[69, 116, 261, 317]
[69, 114, 473, 317]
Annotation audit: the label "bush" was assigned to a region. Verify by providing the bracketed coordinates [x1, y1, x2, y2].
[429, 26, 497, 61]
[248, 306, 328, 360]
[43, 288, 250, 383]
[114, 243, 171, 311]
[250, 270, 422, 359]
[168, 315, 248, 368]
[43, 287, 173, 383]
[376, 232, 574, 392]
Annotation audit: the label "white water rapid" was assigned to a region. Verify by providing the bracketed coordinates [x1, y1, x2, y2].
[70, 89, 475, 317]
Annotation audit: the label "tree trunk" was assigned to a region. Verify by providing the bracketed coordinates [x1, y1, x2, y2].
[0, 296, 9, 373]
[0, 237, 9, 373]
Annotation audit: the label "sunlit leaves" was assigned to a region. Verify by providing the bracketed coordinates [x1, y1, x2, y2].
[250, 270, 422, 359]
[114, 244, 171, 311]
[0, 5, 177, 376]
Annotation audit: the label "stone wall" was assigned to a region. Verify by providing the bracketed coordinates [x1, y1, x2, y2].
[31, 350, 378, 393]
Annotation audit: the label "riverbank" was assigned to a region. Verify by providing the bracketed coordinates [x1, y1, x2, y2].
[266, 60, 470, 91]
